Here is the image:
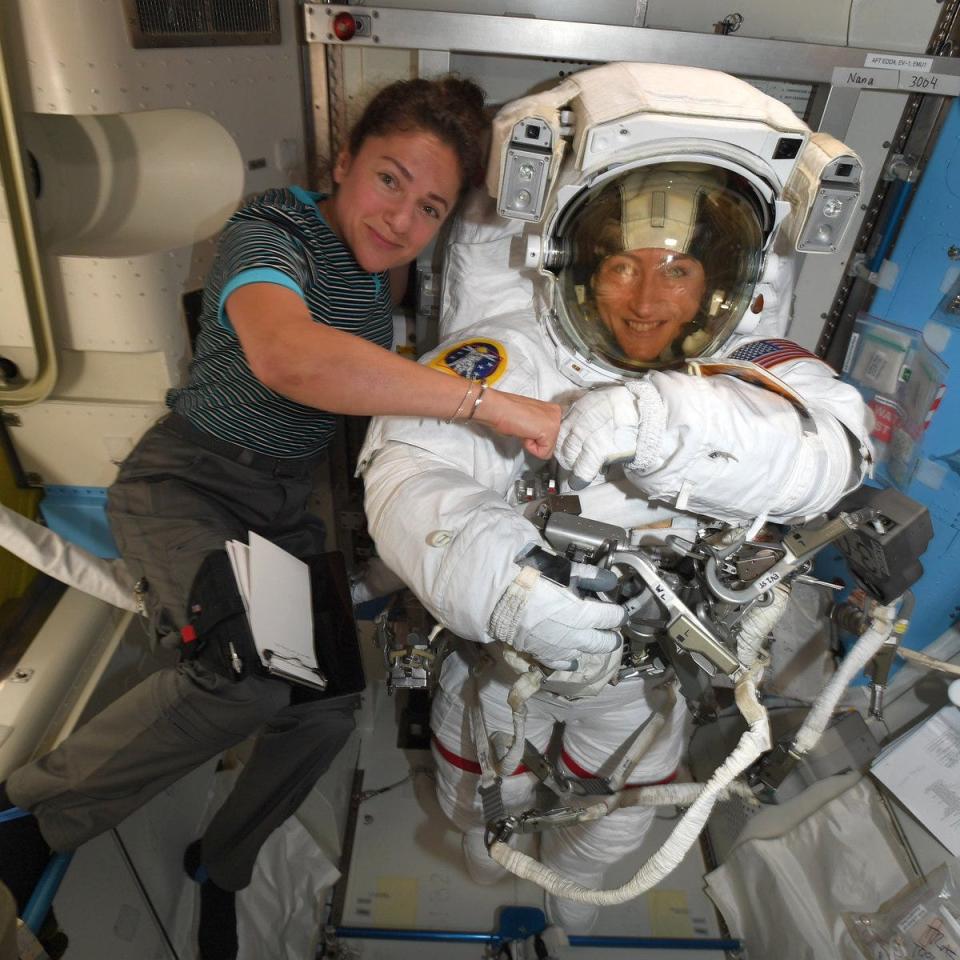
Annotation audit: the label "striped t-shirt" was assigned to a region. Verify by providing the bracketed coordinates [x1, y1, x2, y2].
[167, 186, 393, 458]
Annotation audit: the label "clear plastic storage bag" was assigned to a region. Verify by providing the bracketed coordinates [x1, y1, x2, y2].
[845, 864, 960, 960]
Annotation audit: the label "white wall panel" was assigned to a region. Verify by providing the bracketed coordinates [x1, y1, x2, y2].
[8, 400, 165, 486]
[850, 0, 943, 55]
[0, 0, 308, 486]
[644, 0, 853, 46]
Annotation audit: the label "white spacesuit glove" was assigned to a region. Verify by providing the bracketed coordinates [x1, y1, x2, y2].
[488, 563, 625, 671]
[556, 381, 665, 489]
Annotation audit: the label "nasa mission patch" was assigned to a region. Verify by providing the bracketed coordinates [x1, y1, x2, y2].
[428, 339, 507, 384]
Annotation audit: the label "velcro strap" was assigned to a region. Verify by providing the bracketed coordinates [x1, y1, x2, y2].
[488, 564, 539, 645]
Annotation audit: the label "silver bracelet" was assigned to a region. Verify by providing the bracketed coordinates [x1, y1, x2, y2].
[465, 379, 488, 420]
[445, 380, 476, 424]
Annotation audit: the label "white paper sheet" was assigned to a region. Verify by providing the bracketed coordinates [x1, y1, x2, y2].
[871, 706, 960, 856]
[226, 539, 251, 614]
[224, 533, 324, 689]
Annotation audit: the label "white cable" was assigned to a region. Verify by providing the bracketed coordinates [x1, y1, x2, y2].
[793, 602, 897, 755]
[744, 512, 768, 543]
[737, 584, 790, 669]
[0, 503, 138, 611]
[490, 702, 529, 776]
[548, 780, 761, 828]
[618, 780, 760, 809]
[488, 653, 544, 775]
[489, 670, 770, 904]
[606, 682, 677, 792]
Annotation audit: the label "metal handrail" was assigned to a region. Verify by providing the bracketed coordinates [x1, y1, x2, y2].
[334, 926, 742, 951]
[0, 9, 57, 406]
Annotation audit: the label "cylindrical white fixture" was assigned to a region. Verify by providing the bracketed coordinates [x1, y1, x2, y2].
[20, 108, 244, 257]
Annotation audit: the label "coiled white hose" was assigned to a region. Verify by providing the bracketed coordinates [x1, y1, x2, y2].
[548, 780, 761, 827]
[793, 602, 897, 755]
[489, 670, 770, 904]
[737, 584, 790, 669]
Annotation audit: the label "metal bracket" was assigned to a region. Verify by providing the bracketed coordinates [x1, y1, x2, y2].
[847, 250, 873, 280]
[883, 153, 920, 183]
[751, 740, 804, 790]
[867, 634, 901, 720]
[614, 549, 743, 678]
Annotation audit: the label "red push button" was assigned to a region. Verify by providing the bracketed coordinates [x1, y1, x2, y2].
[333, 12, 357, 41]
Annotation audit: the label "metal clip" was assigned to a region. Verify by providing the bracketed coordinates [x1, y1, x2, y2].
[227, 641, 243, 675]
[512, 805, 596, 833]
[133, 577, 149, 616]
[867, 634, 901, 720]
[521, 740, 571, 797]
[479, 778, 506, 828]
[486, 815, 518, 846]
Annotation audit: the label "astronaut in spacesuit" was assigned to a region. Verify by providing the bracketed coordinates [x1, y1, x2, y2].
[358, 62, 872, 932]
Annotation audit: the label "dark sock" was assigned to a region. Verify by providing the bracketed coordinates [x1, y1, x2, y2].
[197, 878, 238, 960]
[0, 786, 52, 914]
[183, 840, 238, 960]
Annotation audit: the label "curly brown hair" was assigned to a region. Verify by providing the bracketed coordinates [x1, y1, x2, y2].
[348, 75, 489, 196]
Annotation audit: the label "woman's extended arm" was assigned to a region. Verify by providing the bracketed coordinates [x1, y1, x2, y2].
[227, 282, 560, 458]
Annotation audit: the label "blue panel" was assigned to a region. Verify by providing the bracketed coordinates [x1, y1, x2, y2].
[497, 906, 546, 941]
[39, 486, 119, 559]
[854, 98, 960, 649]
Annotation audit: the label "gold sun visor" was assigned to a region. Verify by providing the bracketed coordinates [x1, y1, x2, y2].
[552, 162, 766, 374]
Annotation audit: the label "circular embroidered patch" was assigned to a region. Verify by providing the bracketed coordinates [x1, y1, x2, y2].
[428, 339, 507, 384]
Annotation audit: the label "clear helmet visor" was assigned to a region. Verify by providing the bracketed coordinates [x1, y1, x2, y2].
[554, 162, 766, 373]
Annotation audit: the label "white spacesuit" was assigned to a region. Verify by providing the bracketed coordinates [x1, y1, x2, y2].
[359, 62, 872, 933]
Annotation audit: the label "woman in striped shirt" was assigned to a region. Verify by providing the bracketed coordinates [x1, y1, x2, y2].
[1, 75, 559, 960]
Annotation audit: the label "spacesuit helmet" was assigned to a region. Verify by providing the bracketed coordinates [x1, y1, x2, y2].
[552, 162, 766, 374]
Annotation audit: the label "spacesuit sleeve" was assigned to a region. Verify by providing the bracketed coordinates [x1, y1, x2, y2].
[358, 335, 548, 642]
[627, 353, 870, 524]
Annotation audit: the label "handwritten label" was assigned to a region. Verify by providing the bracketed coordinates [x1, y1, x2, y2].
[899, 71, 960, 96]
[832, 66, 891, 89]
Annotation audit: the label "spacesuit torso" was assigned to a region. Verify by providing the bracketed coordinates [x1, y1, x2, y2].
[360, 307, 868, 667]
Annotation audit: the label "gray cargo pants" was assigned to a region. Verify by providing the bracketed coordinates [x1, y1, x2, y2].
[7, 416, 357, 890]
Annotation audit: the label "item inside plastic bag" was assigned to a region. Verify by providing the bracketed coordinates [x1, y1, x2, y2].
[844, 864, 960, 960]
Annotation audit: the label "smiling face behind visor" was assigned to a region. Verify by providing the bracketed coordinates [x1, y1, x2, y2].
[554, 163, 766, 373]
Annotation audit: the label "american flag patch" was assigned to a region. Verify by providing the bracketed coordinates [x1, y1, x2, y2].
[728, 339, 824, 370]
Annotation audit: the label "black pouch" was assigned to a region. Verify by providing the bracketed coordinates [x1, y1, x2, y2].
[182, 548, 365, 699]
[183, 550, 265, 680]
